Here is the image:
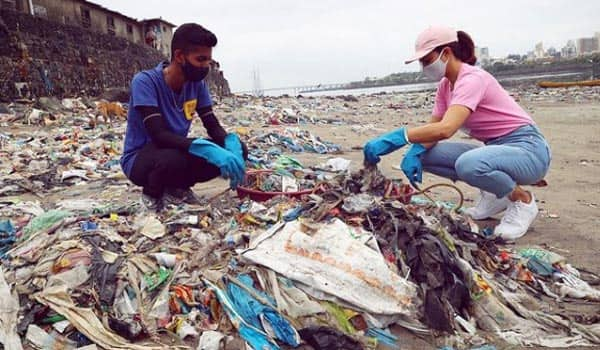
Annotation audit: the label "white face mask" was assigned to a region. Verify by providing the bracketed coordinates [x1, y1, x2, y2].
[422, 50, 448, 81]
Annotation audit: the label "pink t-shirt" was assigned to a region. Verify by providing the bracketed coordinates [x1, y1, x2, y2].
[432, 63, 533, 141]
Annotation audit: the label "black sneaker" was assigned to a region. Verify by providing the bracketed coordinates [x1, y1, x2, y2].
[163, 187, 204, 205]
[140, 193, 162, 211]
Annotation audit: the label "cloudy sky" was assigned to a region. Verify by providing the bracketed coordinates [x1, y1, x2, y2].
[95, 0, 599, 92]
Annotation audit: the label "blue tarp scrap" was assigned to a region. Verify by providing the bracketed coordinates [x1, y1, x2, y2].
[225, 274, 300, 347]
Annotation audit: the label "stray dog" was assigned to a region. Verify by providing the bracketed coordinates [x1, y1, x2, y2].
[92, 100, 126, 128]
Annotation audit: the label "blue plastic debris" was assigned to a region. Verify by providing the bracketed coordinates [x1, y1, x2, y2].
[365, 328, 399, 349]
[203, 278, 280, 350]
[80, 221, 98, 232]
[0, 220, 16, 259]
[226, 274, 300, 347]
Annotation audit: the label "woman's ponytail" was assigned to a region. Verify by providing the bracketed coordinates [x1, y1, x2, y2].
[451, 31, 477, 65]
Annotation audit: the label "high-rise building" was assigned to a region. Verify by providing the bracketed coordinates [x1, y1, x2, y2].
[546, 47, 559, 58]
[576, 37, 599, 55]
[534, 42, 545, 59]
[561, 40, 577, 58]
[474, 47, 490, 66]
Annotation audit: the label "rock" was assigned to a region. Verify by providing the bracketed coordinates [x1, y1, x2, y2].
[340, 95, 359, 102]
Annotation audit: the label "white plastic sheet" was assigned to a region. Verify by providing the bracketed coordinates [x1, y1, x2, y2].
[0, 268, 23, 350]
[241, 219, 418, 316]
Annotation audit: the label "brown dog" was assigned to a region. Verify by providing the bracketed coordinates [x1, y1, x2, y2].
[92, 100, 126, 128]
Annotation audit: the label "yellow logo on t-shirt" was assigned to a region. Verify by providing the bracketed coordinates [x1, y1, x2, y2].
[183, 99, 198, 120]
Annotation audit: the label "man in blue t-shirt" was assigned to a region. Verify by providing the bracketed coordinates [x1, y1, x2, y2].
[121, 23, 246, 211]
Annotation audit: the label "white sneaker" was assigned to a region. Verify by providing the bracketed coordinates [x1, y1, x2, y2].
[464, 190, 510, 220]
[494, 193, 538, 240]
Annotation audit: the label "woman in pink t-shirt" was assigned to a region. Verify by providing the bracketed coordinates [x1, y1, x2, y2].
[363, 26, 551, 240]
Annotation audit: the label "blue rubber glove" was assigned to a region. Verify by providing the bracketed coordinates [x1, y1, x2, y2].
[224, 133, 244, 162]
[401, 143, 427, 188]
[189, 139, 245, 189]
[363, 127, 410, 165]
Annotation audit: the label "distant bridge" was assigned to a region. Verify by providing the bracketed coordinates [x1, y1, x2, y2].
[234, 82, 350, 95]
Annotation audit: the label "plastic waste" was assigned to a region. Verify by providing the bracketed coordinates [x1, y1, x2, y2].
[52, 249, 92, 274]
[0, 268, 22, 350]
[143, 266, 172, 292]
[25, 324, 77, 349]
[138, 215, 166, 240]
[226, 274, 300, 346]
[108, 317, 144, 340]
[47, 264, 90, 290]
[151, 253, 178, 268]
[518, 247, 565, 265]
[527, 256, 555, 276]
[204, 279, 280, 350]
[241, 219, 418, 316]
[22, 210, 72, 240]
[197, 330, 225, 350]
[365, 328, 399, 349]
[341, 193, 375, 214]
[318, 157, 352, 172]
[298, 326, 364, 350]
[79, 221, 98, 232]
[61, 169, 90, 182]
[175, 319, 199, 339]
[148, 287, 172, 328]
[0, 220, 16, 259]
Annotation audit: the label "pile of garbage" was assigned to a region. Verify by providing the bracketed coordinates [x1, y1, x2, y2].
[2, 157, 600, 349]
[1, 90, 600, 350]
[511, 85, 600, 104]
[246, 128, 343, 169]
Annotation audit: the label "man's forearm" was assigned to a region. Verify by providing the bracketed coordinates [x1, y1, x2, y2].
[198, 108, 227, 144]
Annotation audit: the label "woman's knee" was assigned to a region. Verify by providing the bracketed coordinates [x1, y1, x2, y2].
[455, 152, 489, 180]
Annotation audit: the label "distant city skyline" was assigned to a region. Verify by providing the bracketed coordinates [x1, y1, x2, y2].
[93, 0, 600, 91]
[487, 30, 600, 61]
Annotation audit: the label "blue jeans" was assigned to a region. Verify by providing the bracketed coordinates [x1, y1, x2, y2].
[421, 125, 551, 198]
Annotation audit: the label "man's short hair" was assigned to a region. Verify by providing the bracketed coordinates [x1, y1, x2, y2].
[171, 23, 217, 60]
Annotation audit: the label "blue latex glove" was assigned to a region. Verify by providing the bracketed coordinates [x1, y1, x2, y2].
[401, 143, 427, 187]
[189, 139, 245, 189]
[363, 127, 410, 165]
[224, 133, 244, 162]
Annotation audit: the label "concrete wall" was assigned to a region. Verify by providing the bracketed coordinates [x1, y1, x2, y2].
[0, 8, 231, 101]
[0, 7, 166, 101]
[142, 20, 174, 58]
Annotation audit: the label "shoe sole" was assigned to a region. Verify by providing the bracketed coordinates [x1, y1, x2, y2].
[466, 208, 507, 220]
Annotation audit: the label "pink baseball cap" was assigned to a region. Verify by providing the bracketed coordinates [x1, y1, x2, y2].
[405, 26, 458, 64]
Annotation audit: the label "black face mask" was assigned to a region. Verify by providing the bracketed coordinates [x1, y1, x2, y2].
[181, 59, 209, 82]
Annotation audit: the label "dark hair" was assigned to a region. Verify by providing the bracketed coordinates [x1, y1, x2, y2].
[171, 23, 217, 60]
[435, 30, 477, 65]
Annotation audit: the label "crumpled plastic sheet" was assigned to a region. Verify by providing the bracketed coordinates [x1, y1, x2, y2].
[34, 284, 165, 350]
[260, 269, 325, 318]
[21, 210, 73, 241]
[241, 219, 419, 316]
[197, 330, 225, 350]
[84, 235, 125, 306]
[204, 279, 280, 350]
[226, 274, 300, 347]
[477, 271, 600, 347]
[0, 268, 23, 350]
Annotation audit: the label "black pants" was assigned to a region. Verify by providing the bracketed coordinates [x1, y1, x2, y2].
[129, 139, 248, 198]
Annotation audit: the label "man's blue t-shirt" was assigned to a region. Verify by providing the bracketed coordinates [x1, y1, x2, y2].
[120, 62, 213, 177]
